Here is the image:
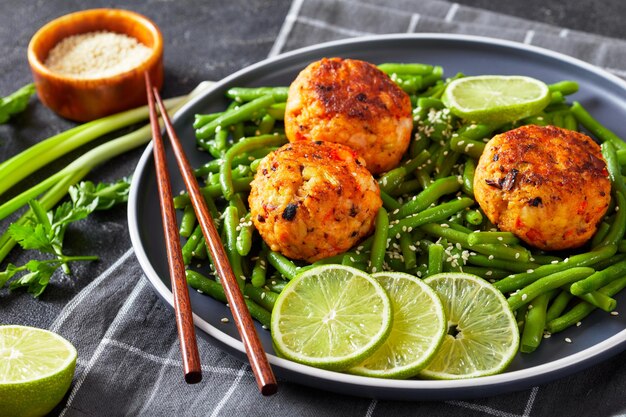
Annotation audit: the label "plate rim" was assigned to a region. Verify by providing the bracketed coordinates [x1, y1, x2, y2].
[128, 33, 626, 395]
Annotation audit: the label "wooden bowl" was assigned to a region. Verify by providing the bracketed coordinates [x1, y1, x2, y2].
[27, 8, 163, 122]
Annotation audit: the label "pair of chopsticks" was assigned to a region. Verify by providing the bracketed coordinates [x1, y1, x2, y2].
[145, 73, 278, 395]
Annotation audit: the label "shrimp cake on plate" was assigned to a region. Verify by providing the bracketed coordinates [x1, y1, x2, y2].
[474, 125, 610, 251]
[249, 140, 382, 262]
[284, 57, 412, 175]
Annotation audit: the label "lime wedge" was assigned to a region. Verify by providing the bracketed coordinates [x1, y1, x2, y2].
[349, 272, 446, 379]
[271, 265, 393, 371]
[420, 273, 519, 379]
[0, 325, 77, 417]
[442, 75, 551, 124]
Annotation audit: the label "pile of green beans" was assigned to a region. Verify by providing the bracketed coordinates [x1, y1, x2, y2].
[177, 63, 626, 354]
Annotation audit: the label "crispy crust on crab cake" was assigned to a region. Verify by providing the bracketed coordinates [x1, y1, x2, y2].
[249, 140, 382, 262]
[284, 57, 412, 175]
[474, 125, 610, 251]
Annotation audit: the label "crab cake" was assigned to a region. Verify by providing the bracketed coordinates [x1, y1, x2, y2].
[474, 125, 610, 251]
[284, 57, 413, 175]
[249, 140, 382, 262]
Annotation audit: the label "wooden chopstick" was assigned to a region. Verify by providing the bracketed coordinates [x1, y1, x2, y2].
[146, 74, 202, 384]
[146, 74, 278, 396]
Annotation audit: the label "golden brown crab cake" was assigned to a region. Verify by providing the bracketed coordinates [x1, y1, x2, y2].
[474, 125, 610, 251]
[284, 57, 413, 175]
[249, 140, 382, 262]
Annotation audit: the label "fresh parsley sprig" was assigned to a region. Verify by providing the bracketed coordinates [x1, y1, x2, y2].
[1, 178, 130, 297]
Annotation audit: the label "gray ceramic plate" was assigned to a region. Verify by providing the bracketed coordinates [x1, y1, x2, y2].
[128, 34, 626, 400]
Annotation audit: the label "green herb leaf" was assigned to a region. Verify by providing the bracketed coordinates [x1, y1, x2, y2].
[0, 83, 36, 124]
[8, 223, 54, 253]
[69, 178, 131, 211]
[8, 262, 55, 297]
[0, 263, 20, 287]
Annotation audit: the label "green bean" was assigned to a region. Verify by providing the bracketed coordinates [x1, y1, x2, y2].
[389, 179, 422, 197]
[255, 114, 274, 136]
[462, 266, 510, 280]
[193, 112, 223, 129]
[389, 198, 474, 237]
[409, 133, 430, 158]
[265, 275, 289, 293]
[378, 150, 430, 194]
[548, 80, 579, 95]
[545, 291, 573, 323]
[267, 102, 286, 120]
[174, 178, 254, 209]
[435, 150, 461, 179]
[464, 209, 483, 226]
[467, 231, 520, 246]
[186, 270, 271, 328]
[380, 190, 401, 211]
[571, 101, 626, 151]
[530, 254, 563, 265]
[223, 205, 246, 289]
[225, 86, 289, 102]
[267, 251, 308, 280]
[419, 222, 531, 262]
[422, 66, 443, 88]
[392, 74, 423, 94]
[179, 204, 197, 238]
[563, 113, 578, 131]
[378, 63, 434, 75]
[551, 112, 565, 128]
[196, 95, 275, 139]
[236, 213, 254, 256]
[427, 244, 444, 276]
[450, 134, 486, 159]
[462, 158, 476, 197]
[602, 143, 626, 198]
[244, 283, 278, 311]
[494, 244, 617, 293]
[192, 238, 208, 260]
[571, 288, 616, 312]
[251, 245, 268, 288]
[591, 221, 611, 248]
[220, 134, 286, 200]
[549, 91, 565, 105]
[507, 267, 594, 311]
[570, 259, 626, 295]
[314, 251, 369, 266]
[546, 275, 626, 334]
[370, 208, 389, 273]
[467, 254, 539, 273]
[600, 191, 626, 247]
[182, 225, 204, 265]
[399, 232, 417, 270]
[392, 176, 462, 219]
[520, 290, 555, 353]
[229, 193, 248, 218]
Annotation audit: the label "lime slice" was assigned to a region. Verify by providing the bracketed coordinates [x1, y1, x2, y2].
[271, 265, 393, 371]
[0, 325, 77, 417]
[420, 273, 519, 379]
[349, 272, 446, 379]
[442, 75, 551, 124]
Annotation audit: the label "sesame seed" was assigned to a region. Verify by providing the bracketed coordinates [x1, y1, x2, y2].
[551, 260, 559, 264]
[576, 321, 582, 327]
[526, 269, 534, 273]
[515, 253, 520, 259]
[521, 294, 528, 301]
[565, 337, 572, 343]
[611, 311, 619, 316]
[221, 318, 230, 323]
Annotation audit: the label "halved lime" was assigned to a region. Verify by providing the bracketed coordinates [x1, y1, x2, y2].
[271, 265, 393, 371]
[349, 272, 446, 379]
[420, 273, 519, 379]
[0, 325, 77, 417]
[442, 75, 551, 124]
